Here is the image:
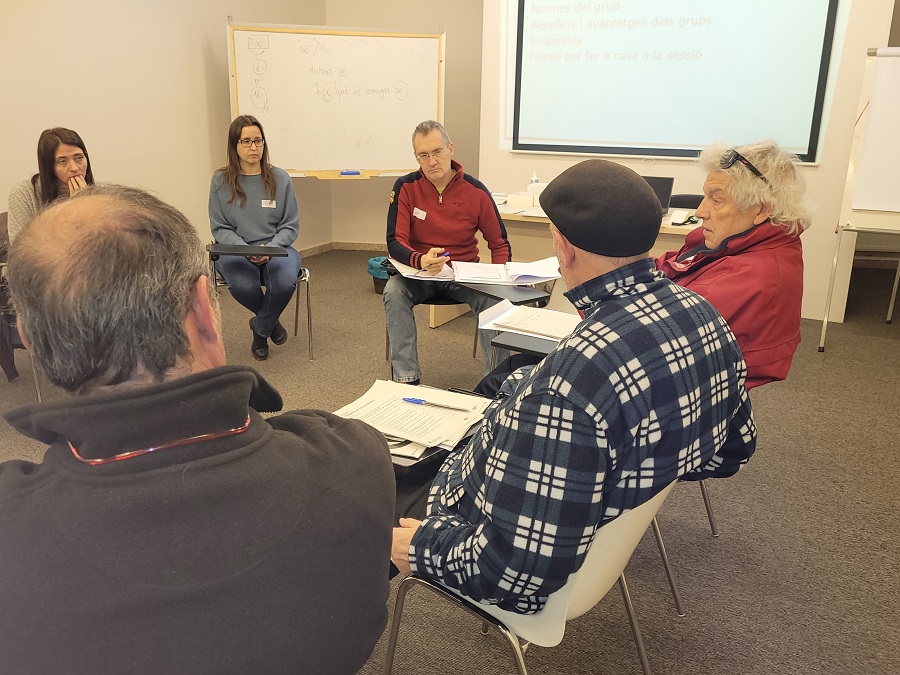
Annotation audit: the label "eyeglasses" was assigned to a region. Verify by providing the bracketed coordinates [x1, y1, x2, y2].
[415, 147, 446, 164]
[238, 138, 265, 148]
[721, 149, 768, 184]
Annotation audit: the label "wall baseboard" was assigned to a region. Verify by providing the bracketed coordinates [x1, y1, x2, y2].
[301, 242, 387, 257]
[331, 242, 387, 252]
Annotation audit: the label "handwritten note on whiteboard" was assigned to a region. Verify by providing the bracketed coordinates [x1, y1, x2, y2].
[229, 25, 444, 174]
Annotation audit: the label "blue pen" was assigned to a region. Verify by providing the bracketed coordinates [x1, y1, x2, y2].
[402, 397, 469, 412]
[440, 252, 450, 257]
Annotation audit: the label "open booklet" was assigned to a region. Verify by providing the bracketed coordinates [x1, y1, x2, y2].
[388, 256, 559, 286]
[333, 380, 491, 458]
[479, 299, 582, 341]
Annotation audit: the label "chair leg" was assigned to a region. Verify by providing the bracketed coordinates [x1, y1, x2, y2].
[385, 576, 530, 675]
[294, 279, 300, 337]
[29, 352, 42, 403]
[650, 517, 686, 617]
[292, 271, 313, 360]
[886, 257, 900, 323]
[495, 623, 530, 675]
[304, 273, 313, 360]
[382, 576, 416, 675]
[698, 479, 719, 537]
[618, 574, 653, 675]
[472, 326, 479, 358]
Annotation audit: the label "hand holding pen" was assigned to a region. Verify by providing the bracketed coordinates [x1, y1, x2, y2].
[421, 247, 451, 275]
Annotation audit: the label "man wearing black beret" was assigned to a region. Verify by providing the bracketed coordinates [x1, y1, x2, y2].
[392, 159, 757, 614]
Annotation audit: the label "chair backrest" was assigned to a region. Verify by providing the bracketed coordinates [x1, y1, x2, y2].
[544, 277, 577, 315]
[669, 194, 703, 210]
[482, 481, 677, 647]
[0, 212, 9, 266]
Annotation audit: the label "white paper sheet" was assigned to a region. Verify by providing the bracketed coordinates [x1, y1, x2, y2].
[479, 300, 581, 341]
[334, 380, 489, 448]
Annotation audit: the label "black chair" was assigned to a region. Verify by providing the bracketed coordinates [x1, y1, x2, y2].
[206, 243, 314, 360]
[0, 212, 42, 400]
[669, 194, 704, 209]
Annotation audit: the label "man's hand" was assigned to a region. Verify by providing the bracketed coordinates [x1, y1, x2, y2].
[68, 175, 88, 195]
[420, 247, 450, 275]
[391, 517, 423, 574]
[247, 255, 270, 265]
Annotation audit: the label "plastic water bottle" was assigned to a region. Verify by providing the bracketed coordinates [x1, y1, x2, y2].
[527, 170, 541, 199]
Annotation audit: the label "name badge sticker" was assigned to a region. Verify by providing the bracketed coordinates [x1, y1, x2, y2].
[262, 200, 277, 208]
[413, 207, 427, 221]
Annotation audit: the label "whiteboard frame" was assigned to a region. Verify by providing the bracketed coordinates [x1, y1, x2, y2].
[226, 21, 445, 178]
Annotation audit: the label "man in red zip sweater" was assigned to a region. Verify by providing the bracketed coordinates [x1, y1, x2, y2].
[384, 120, 512, 384]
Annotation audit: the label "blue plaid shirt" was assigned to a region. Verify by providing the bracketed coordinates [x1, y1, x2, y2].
[408, 259, 756, 613]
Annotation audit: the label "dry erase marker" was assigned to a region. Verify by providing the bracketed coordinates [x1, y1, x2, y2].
[402, 397, 469, 412]
[340, 170, 360, 175]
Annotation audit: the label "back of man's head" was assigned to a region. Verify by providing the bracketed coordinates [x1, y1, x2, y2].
[8, 184, 209, 394]
[540, 159, 662, 257]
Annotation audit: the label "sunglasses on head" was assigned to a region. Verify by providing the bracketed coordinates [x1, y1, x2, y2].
[721, 149, 768, 184]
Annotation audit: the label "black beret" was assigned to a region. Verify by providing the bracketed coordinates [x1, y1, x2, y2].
[539, 159, 662, 257]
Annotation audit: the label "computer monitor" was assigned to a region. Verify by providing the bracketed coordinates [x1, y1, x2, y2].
[641, 176, 675, 215]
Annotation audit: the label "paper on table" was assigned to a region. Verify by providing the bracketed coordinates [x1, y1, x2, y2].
[452, 257, 560, 286]
[497, 204, 526, 215]
[452, 262, 507, 282]
[388, 258, 455, 282]
[479, 300, 581, 341]
[506, 257, 560, 280]
[520, 206, 547, 218]
[333, 380, 489, 447]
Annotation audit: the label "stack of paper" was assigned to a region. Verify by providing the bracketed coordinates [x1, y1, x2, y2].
[388, 258, 455, 282]
[450, 257, 560, 286]
[388, 257, 559, 286]
[479, 300, 582, 341]
[333, 380, 490, 459]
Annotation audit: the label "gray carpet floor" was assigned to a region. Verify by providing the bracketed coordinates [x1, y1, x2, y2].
[1, 250, 898, 675]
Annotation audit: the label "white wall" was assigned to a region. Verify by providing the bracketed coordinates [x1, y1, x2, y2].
[0, 0, 332, 252]
[478, 0, 895, 321]
[323, 1, 486, 247]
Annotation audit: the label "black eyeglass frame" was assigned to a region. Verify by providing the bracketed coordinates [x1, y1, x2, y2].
[721, 149, 768, 185]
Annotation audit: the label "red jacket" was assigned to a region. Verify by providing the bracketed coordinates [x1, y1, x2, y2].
[656, 222, 803, 389]
[386, 160, 511, 269]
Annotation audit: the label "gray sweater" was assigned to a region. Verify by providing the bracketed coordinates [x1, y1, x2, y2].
[208, 167, 300, 247]
[7, 178, 42, 242]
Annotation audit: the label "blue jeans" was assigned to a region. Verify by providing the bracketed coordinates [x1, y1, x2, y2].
[217, 247, 302, 338]
[382, 274, 509, 382]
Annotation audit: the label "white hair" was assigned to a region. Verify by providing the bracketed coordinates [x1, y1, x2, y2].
[700, 140, 813, 236]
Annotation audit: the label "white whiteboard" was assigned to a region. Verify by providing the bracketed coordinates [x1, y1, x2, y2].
[851, 49, 900, 213]
[228, 24, 445, 175]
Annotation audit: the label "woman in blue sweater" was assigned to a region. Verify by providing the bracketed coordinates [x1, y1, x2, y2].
[209, 115, 301, 360]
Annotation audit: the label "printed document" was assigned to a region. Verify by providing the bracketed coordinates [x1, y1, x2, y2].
[479, 300, 582, 341]
[334, 380, 489, 449]
[389, 257, 559, 286]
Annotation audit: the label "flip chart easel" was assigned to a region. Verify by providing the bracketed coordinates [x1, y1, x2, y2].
[819, 47, 900, 351]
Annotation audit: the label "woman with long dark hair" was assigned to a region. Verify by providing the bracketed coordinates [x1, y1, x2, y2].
[7, 127, 95, 241]
[208, 115, 301, 361]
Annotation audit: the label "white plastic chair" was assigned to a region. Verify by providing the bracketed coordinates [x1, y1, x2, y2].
[383, 481, 677, 675]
